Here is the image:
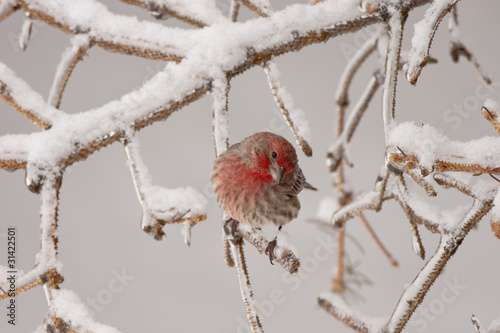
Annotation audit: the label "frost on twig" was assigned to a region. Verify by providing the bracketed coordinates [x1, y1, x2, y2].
[381, 8, 405, 137]
[48, 34, 91, 109]
[225, 230, 264, 333]
[318, 292, 387, 333]
[120, 0, 224, 27]
[238, 0, 273, 17]
[405, 0, 459, 84]
[264, 61, 313, 156]
[0, 62, 63, 129]
[212, 76, 264, 332]
[236, 223, 300, 274]
[19, 13, 32, 51]
[124, 135, 207, 243]
[0, 0, 17, 22]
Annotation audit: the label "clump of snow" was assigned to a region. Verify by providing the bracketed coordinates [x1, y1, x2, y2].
[49, 289, 121, 333]
[144, 185, 208, 222]
[388, 122, 500, 172]
[404, 0, 458, 82]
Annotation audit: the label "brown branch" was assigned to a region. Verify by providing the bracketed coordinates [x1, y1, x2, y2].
[238, 0, 272, 17]
[0, 82, 52, 129]
[230, 0, 241, 22]
[0, 276, 43, 300]
[359, 213, 399, 267]
[0, 4, 17, 22]
[332, 227, 345, 293]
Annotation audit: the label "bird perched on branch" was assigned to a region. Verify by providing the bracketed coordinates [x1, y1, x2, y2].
[212, 131, 316, 263]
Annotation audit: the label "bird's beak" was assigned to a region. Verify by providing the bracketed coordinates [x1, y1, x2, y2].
[269, 165, 286, 183]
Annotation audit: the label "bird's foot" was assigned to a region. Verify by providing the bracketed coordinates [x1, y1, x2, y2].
[265, 237, 278, 265]
[223, 218, 242, 244]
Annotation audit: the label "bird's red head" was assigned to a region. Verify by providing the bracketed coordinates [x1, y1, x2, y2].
[241, 132, 298, 184]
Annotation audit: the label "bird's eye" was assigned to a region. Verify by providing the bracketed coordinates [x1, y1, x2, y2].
[271, 151, 278, 159]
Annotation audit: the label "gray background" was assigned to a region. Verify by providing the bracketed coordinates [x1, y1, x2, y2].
[1, 0, 499, 332]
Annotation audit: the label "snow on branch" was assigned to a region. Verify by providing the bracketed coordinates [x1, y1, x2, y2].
[235, 222, 300, 274]
[19, 0, 186, 61]
[48, 34, 91, 109]
[404, 0, 458, 84]
[318, 292, 387, 333]
[0, 62, 64, 129]
[124, 135, 207, 244]
[386, 121, 500, 176]
[120, 0, 225, 27]
[0, 0, 16, 21]
[38, 288, 122, 333]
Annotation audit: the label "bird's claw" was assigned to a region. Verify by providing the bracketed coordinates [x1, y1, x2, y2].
[224, 218, 242, 244]
[265, 238, 277, 265]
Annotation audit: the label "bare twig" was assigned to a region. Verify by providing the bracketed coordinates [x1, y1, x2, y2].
[448, 7, 491, 84]
[230, 0, 241, 22]
[359, 213, 399, 267]
[332, 227, 345, 292]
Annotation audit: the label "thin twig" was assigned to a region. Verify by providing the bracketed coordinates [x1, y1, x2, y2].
[48, 35, 91, 109]
[386, 198, 493, 333]
[230, 0, 241, 22]
[405, 0, 459, 84]
[481, 106, 500, 135]
[448, 6, 491, 84]
[227, 238, 264, 333]
[238, 0, 272, 17]
[263, 61, 313, 156]
[332, 227, 345, 293]
[382, 9, 406, 140]
[359, 213, 399, 267]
